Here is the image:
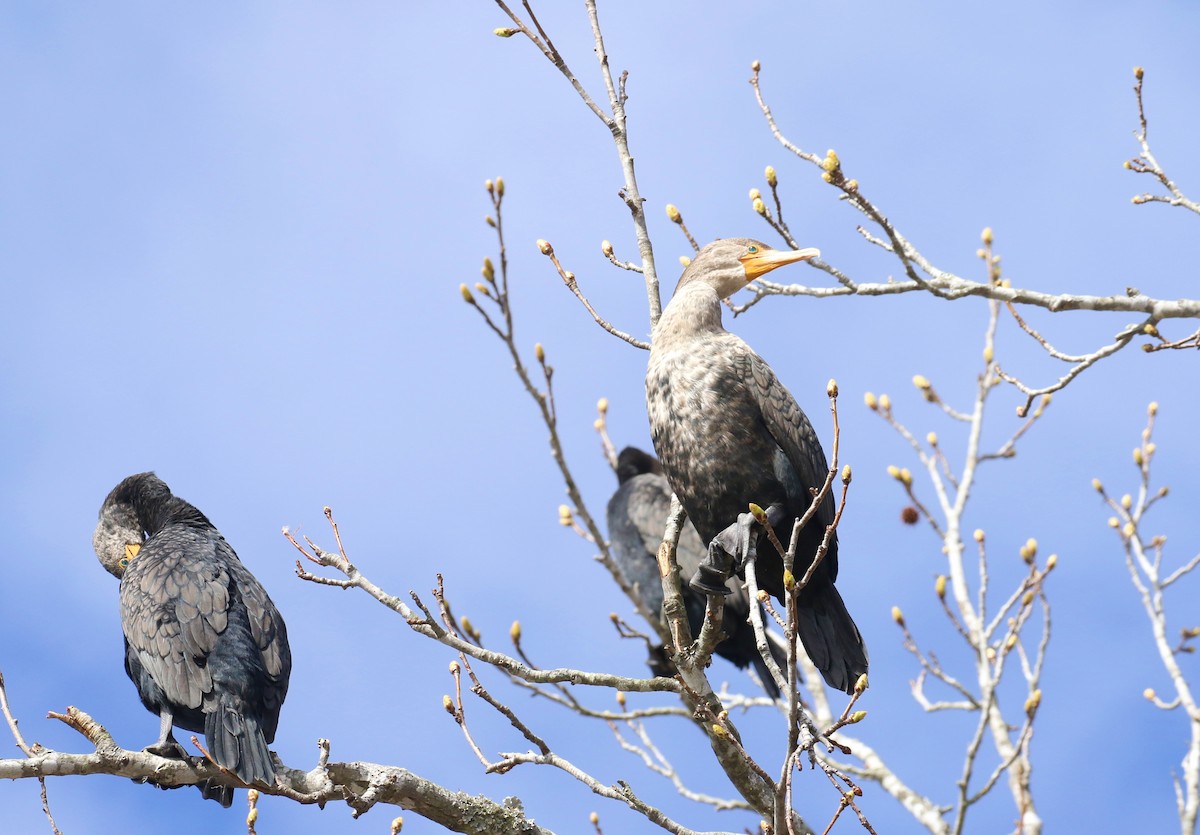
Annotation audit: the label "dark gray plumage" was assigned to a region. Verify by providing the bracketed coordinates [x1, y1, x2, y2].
[93, 473, 291, 806]
[645, 238, 868, 694]
[607, 447, 786, 697]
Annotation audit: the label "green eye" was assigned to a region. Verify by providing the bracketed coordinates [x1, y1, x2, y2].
[119, 558, 129, 568]
[747, 245, 758, 254]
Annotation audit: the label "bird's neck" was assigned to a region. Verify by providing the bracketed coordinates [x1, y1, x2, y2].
[653, 282, 725, 347]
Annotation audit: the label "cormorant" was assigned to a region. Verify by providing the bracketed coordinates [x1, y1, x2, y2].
[93, 473, 291, 806]
[607, 446, 786, 697]
[645, 238, 868, 694]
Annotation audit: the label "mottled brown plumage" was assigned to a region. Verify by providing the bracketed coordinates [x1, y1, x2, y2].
[93, 473, 290, 806]
[645, 238, 867, 693]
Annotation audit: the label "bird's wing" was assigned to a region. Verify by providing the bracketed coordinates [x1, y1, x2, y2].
[120, 529, 230, 711]
[740, 345, 839, 572]
[222, 544, 291, 738]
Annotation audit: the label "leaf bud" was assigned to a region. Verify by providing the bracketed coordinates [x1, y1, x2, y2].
[391, 817, 405, 834]
[827, 378, 839, 397]
[891, 606, 905, 627]
[558, 504, 572, 525]
[748, 187, 762, 201]
[1045, 554, 1058, 571]
[494, 27, 518, 37]
[442, 695, 455, 714]
[536, 239, 553, 255]
[983, 345, 994, 363]
[1143, 323, 1158, 336]
[899, 468, 913, 486]
[878, 393, 891, 411]
[751, 60, 761, 72]
[1133, 447, 1144, 466]
[841, 464, 852, 484]
[1146, 442, 1157, 457]
[666, 203, 682, 223]
[1157, 486, 1169, 498]
[590, 812, 600, 825]
[601, 239, 614, 256]
[510, 620, 521, 642]
[615, 691, 626, 708]
[1143, 687, 1156, 700]
[485, 215, 496, 227]
[461, 616, 479, 641]
[821, 171, 833, 183]
[535, 342, 545, 362]
[1108, 517, 1119, 528]
[1022, 590, 1034, 607]
[912, 374, 931, 390]
[783, 569, 796, 592]
[822, 149, 839, 171]
[1134, 66, 1144, 80]
[974, 529, 985, 542]
[845, 179, 858, 191]
[748, 503, 767, 524]
[460, 283, 475, 304]
[935, 575, 946, 599]
[1148, 401, 1159, 416]
[886, 465, 901, 479]
[711, 723, 728, 737]
[474, 282, 489, 295]
[495, 177, 505, 197]
[765, 165, 778, 186]
[1004, 633, 1018, 651]
[593, 418, 604, 430]
[482, 257, 495, 282]
[679, 255, 691, 268]
[597, 397, 609, 414]
[864, 391, 878, 410]
[449, 660, 459, 673]
[1123, 160, 1132, 170]
[1092, 478, 1103, 492]
[485, 179, 494, 194]
[981, 227, 994, 246]
[847, 710, 867, 724]
[1024, 689, 1042, 716]
[753, 198, 767, 215]
[854, 674, 869, 693]
[1121, 494, 1132, 510]
[927, 431, 938, 446]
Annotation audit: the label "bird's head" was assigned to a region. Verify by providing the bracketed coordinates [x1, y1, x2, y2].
[679, 238, 820, 299]
[615, 447, 663, 484]
[92, 475, 156, 578]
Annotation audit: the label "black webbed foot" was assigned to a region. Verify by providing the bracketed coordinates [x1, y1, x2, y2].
[144, 739, 190, 760]
[690, 513, 756, 595]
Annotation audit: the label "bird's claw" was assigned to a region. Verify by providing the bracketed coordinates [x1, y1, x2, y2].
[144, 740, 190, 760]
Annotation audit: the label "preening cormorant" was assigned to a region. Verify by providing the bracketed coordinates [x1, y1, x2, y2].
[607, 447, 786, 697]
[645, 238, 868, 694]
[93, 473, 291, 806]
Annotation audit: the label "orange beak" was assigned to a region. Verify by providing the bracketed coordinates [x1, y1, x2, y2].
[740, 246, 820, 281]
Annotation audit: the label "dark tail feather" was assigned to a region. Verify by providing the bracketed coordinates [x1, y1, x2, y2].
[197, 779, 234, 807]
[796, 583, 868, 694]
[205, 700, 276, 788]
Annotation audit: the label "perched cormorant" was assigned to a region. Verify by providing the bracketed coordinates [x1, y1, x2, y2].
[645, 238, 868, 694]
[93, 473, 291, 806]
[607, 446, 786, 697]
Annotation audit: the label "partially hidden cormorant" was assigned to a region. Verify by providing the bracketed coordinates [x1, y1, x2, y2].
[93, 473, 291, 806]
[645, 238, 868, 694]
[607, 447, 786, 697]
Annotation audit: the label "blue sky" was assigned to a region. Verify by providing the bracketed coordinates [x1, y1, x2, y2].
[3, 3, 1199, 833]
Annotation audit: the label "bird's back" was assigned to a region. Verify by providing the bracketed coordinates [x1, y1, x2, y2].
[120, 520, 290, 742]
